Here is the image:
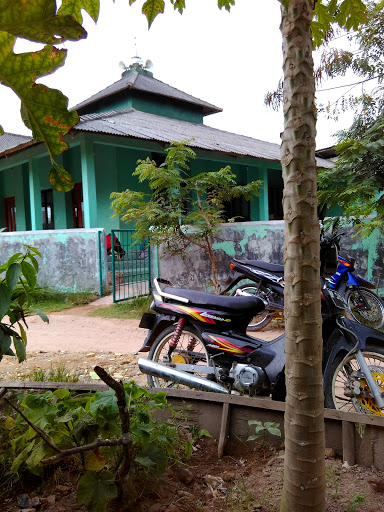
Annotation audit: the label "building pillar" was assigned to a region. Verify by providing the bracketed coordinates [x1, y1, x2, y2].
[249, 164, 269, 221]
[28, 158, 43, 230]
[80, 137, 98, 228]
[51, 154, 68, 229]
[258, 165, 269, 221]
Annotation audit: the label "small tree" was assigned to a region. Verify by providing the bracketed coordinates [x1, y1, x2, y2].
[0, 246, 48, 363]
[110, 141, 261, 292]
[318, 114, 384, 236]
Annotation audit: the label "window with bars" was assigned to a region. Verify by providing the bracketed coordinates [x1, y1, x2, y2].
[4, 196, 16, 231]
[41, 189, 55, 230]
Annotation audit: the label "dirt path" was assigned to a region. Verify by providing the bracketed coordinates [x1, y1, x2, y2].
[1, 302, 284, 385]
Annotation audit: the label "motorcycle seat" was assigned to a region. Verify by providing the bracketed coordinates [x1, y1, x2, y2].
[235, 259, 284, 275]
[163, 287, 265, 313]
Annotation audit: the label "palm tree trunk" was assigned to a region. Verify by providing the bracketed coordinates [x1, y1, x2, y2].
[280, 1, 325, 510]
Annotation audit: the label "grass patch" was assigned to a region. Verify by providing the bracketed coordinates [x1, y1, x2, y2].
[89, 295, 153, 320]
[21, 365, 79, 383]
[30, 288, 98, 313]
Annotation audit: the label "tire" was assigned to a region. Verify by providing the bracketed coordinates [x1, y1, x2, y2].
[147, 325, 210, 388]
[231, 283, 274, 331]
[324, 345, 384, 415]
[345, 287, 384, 329]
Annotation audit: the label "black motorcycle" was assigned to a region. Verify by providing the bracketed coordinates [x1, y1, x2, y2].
[137, 234, 384, 415]
[221, 241, 384, 332]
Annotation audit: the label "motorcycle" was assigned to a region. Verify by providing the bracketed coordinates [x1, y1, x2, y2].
[222, 246, 384, 332]
[137, 232, 384, 415]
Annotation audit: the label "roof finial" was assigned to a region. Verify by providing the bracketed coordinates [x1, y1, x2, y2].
[118, 39, 154, 78]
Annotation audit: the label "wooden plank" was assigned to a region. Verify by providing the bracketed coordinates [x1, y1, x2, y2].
[342, 421, 355, 466]
[218, 402, 231, 459]
[2, 382, 384, 427]
[0, 381, 108, 391]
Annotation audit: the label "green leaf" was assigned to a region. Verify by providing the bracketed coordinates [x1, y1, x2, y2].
[134, 455, 155, 468]
[48, 164, 74, 192]
[29, 309, 49, 323]
[21, 261, 37, 288]
[13, 336, 27, 363]
[6, 262, 21, 291]
[54, 389, 70, 400]
[170, 0, 185, 14]
[25, 441, 52, 468]
[59, 0, 100, 24]
[142, 0, 165, 28]
[28, 255, 39, 273]
[0, 283, 11, 319]
[84, 451, 107, 471]
[136, 444, 168, 474]
[267, 427, 282, 437]
[77, 470, 118, 512]
[218, 0, 235, 11]
[11, 441, 35, 473]
[2, 253, 22, 267]
[0, 32, 79, 162]
[0, 330, 12, 356]
[0, 0, 87, 44]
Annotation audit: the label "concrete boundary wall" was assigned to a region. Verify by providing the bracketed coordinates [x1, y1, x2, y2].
[0, 229, 108, 293]
[158, 220, 384, 294]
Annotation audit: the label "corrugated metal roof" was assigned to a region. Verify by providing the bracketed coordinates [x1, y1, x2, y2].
[0, 132, 33, 153]
[72, 71, 222, 116]
[75, 109, 334, 168]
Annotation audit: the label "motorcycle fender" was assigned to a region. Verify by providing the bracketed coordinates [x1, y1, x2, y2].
[346, 272, 365, 287]
[138, 314, 176, 352]
[347, 273, 376, 289]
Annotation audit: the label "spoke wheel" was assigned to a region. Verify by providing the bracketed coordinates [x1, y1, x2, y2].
[346, 287, 384, 329]
[147, 325, 210, 389]
[325, 347, 384, 415]
[231, 283, 281, 331]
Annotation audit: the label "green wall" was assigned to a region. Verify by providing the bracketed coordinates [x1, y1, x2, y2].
[91, 95, 204, 124]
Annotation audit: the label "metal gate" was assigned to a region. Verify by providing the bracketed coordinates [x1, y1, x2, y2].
[109, 229, 151, 302]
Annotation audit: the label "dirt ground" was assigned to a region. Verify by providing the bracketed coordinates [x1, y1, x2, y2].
[1, 435, 384, 512]
[0, 303, 283, 385]
[1, 304, 384, 511]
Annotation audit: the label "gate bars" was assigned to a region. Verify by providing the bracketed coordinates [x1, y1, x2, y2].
[110, 229, 151, 303]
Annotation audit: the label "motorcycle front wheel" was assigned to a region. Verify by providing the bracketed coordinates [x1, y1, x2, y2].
[231, 283, 275, 331]
[324, 345, 384, 416]
[345, 287, 384, 329]
[147, 325, 211, 389]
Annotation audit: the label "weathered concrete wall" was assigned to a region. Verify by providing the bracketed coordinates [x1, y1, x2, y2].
[0, 229, 108, 293]
[157, 221, 384, 294]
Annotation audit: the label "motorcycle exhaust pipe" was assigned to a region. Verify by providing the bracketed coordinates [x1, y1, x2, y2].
[138, 358, 229, 394]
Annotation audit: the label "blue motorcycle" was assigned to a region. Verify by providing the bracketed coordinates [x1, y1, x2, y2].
[327, 255, 384, 329]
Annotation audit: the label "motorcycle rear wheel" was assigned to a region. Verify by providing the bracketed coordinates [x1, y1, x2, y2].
[147, 325, 211, 389]
[345, 287, 384, 329]
[231, 283, 274, 331]
[324, 345, 384, 415]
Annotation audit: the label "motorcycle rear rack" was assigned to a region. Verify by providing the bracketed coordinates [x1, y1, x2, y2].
[154, 278, 189, 304]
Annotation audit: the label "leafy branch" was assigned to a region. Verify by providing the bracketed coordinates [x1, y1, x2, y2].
[0, 246, 48, 362]
[110, 141, 261, 292]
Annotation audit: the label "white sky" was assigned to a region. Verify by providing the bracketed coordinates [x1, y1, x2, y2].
[0, 0, 356, 149]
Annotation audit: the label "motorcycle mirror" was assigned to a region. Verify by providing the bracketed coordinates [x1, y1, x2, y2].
[318, 203, 327, 222]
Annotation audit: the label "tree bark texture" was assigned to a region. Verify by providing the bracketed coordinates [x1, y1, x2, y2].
[280, 1, 325, 511]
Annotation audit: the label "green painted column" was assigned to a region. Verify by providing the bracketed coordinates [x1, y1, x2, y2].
[80, 137, 98, 228]
[250, 164, 269, 221]
[28, 158, 43, 230]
